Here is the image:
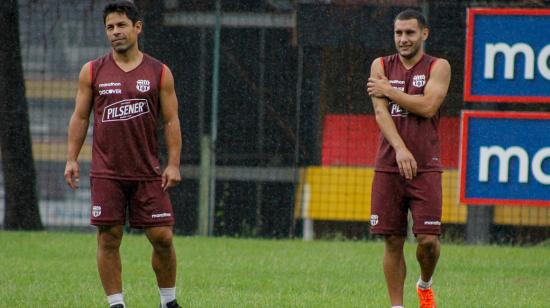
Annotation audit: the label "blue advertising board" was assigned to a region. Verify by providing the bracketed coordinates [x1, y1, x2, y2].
[464, 9, 550, 103]
[460, 111, 550, 206]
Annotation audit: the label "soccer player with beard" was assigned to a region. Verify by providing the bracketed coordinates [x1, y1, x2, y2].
[64, 1, 182, 307]
[366, 9, 451, 308]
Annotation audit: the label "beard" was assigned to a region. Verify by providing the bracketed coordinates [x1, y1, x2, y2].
[397, 43, 421, 59]
[113, 44, 130, 53]
[111, 38, 134, 53]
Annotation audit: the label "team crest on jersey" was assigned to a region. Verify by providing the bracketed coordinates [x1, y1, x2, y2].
[92, 205, 102, 218]
[412, 74, 426, 88]
[136, 79, 150, 92]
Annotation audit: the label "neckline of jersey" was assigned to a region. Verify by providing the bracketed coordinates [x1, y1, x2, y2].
[398, 53, 425, 71]
[110, 52, 145, 74]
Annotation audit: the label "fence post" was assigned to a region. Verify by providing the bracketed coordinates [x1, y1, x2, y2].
[198, 136, 211, 236]
[206, 0, 222, 236]
[466, 205, 493, 244]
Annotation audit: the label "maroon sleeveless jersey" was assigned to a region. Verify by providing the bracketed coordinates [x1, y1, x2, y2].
[375, 54, 443, 173]
[90, 53, 165, 179]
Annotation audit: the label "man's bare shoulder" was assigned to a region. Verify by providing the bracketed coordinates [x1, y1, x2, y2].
[432, 57, 451, 72]
[370, 57, 386, 75]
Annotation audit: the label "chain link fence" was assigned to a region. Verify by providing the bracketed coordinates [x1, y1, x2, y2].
[1, 0, 549, 243]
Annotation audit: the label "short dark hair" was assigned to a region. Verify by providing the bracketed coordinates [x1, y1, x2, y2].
[395, 9, 428, 29]
[103, 1, 142, 25]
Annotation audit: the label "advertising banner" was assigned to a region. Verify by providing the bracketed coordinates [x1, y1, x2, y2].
[460, 111, 550, 206]
[464, 9, 550, 103]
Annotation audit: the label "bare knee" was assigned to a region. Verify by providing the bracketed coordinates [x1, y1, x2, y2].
[97, 226, 123, 251]
[385, 235, 406, 253]
[417, 235, 439, 254]
[147, 228, 174, 255]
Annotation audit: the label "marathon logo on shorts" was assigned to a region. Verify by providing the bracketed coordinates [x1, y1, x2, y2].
[102, 99, 150, 122]
[424, 220, 441, 226]
[151, 212, 172, 219]
[92, 205, 102, 218]
[370, 214, 379, 226]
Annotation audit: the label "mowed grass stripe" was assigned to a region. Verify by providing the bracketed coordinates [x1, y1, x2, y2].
[0, 231, 549, 307]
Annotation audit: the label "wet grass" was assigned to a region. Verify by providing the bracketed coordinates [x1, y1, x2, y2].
[1, 231, 549, 307]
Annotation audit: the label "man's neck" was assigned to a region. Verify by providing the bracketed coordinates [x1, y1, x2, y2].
[112, 47, 142, 64]
[399, 50, 424, 70]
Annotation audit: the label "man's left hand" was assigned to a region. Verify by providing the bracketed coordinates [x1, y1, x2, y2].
[162, 165, 181, 191]
[367, 74, 392, 98]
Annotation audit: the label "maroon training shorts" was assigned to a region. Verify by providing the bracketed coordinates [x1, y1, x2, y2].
[90, 177, 174, 228]
[370, 171, 442, 236]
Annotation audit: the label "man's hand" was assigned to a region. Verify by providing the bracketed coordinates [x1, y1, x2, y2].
[395, 146, 417, 180]
[64, 160, 80, 190]
[161, 165, 181, 191]
[367, 73, 392, 98]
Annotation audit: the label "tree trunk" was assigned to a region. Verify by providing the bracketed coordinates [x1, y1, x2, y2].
[0, 0, 43, 230]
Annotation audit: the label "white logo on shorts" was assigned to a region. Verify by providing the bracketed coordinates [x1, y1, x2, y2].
[370, 214, 379, 226]
[424, 221, 441, 226]
[92, 205, 102, 218]
[151, 213, 171, 218]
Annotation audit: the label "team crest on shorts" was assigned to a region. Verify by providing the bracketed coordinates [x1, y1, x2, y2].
[136, 79, 150, 92]
[412, 74, 426, 87]
[92, 205, 102, 218]
[370, 214, 379, 226]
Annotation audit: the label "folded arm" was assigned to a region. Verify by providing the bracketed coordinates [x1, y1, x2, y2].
[367, 58, 451, 118]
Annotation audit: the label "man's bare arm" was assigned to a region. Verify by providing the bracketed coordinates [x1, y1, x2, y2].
[159, 65, 182, 191]
[64, 62, 93, 189]
[369, 58, 417, 179]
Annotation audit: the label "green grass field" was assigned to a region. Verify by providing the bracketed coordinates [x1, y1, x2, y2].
[1, 231, 549, 307]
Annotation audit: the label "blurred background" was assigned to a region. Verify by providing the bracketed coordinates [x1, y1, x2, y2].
[0, 0, 548, 244]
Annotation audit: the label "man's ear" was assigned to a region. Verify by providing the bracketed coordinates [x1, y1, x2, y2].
[422, 27, 429, 41]
[134, 20, 143, 34]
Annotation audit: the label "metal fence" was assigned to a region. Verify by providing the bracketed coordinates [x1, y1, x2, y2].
[1, 0, 549, 244]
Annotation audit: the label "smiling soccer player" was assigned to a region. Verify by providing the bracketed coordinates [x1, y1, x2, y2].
[64, 1, 182, 307]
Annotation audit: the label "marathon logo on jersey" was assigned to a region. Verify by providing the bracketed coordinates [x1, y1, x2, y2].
[136, 79, 150, 93]
[92, 205, 102, 218]
[98, 82, 122, 96]
[99, 82, 122, 87]
[390, 102, 409, 117]
[412, 74, 426, 88]
[389, 79, 405, 92]
[102, 98, 150, 122]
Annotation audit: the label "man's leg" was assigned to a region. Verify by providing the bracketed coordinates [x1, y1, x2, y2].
[97, 225, 124, 296]
[384, 234, 407, 306]
[415, 234, 439, 308]
[145, 226, 180, 308]
[145, 226, 177, 287]
[416, 234, 440, 283]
